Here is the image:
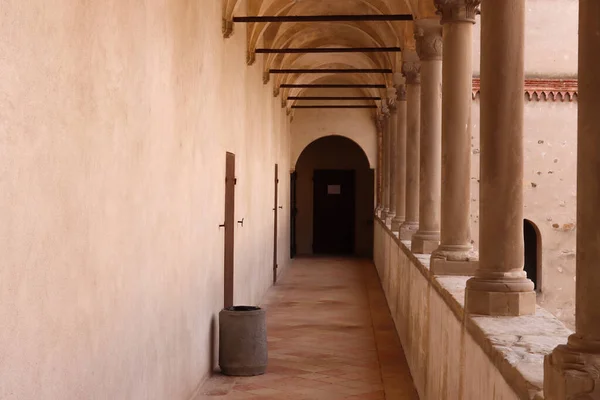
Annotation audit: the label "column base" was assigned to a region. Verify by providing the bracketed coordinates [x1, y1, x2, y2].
[430, 259, 479, 276]
[465, 275, 536, 316]
[411, 230, 440, 254]
[375, 206, 383, 218]
[399, 221, 419, 240]
[391, 216, 405, 232]
[544, 338, 600, 399]
[381, 208, 390, 221]
[385, 212, 396, 227]
[430, 245, 479, 275]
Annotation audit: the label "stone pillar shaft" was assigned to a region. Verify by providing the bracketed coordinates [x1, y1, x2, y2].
[544, 2, 600, 398]
[411, 21, 442, 254]
[401, 55, 421, 240]
[431, 0, 478, 275]
[464, 0, 535, 316]
[392, 85, 407, 231]
[381, 113, 391, 219]
[375, 119, 383, 215]
[574, 0, 600, 345]
[387, 91, 398, 224]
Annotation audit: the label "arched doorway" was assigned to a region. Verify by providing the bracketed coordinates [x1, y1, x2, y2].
[524, 219, 542, 291]
[292, 135, 374, 257]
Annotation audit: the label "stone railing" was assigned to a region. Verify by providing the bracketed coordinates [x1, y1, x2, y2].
[374, 219, 571, 400]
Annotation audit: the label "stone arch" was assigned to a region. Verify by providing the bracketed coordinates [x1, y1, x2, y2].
[292, 132, 376, 170]
[293, 136, 374, 257]
[524, 219, 543, 291]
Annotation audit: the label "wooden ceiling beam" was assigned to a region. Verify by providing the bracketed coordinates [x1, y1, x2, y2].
[287, 96, 381, 100]
[281, 84, 386, 88]
[291, 105, 378, 109]
[270, 69, 392, 74]
[255, 47, 401, 54]
[233, 15, 413, 23]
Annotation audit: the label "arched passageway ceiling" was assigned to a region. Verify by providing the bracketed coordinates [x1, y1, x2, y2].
[274, 55, 392, 84]
[275, 59, 392, 108]
[223, 0, 440, 114]
[283, 75, 386, 109]
[264, 23, 397, 71]
[224, 0, 430, 26]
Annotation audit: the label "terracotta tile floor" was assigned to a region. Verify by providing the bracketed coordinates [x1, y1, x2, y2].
[197, 258, 418, 400]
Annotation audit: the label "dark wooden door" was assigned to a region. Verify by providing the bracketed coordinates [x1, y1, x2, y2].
[273, 164, 279, 284]
[313, 169, 355, 254]
[224, 152, 235, 308]
[290, 171, 297, 258]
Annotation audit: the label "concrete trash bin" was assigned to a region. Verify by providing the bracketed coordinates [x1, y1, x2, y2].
[219, 306, 268, 376]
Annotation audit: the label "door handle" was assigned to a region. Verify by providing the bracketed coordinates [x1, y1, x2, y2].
[237, 218, 244, 227]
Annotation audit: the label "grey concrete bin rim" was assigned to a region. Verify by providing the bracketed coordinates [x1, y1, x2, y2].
[223, 305, 262, 313]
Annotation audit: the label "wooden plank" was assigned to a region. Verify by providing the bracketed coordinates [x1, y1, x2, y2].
[255, 47, 401, 54]
[270, 68, 392, 74]
[224, 152, 236, 309]
[233, 14, 413, 23]
[281, 84, 386, 89]
[292, 105, 378, 109]
[288, 96, 381, 100]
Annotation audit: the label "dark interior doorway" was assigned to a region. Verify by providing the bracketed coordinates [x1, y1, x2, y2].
[294, 135, 373, 257]
[524, 219, 541, 291]
[313, 169, 356, 254]
[224, 152, 235, 308]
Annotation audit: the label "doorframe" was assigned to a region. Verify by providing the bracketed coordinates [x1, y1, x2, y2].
[273, 164, 279, 284]
[224, 152, 235, 308]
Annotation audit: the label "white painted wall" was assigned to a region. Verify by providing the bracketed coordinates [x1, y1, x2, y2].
[0, 1, 291, 399]
[290, 89, 378, 169]
[472, 0, 579, 77]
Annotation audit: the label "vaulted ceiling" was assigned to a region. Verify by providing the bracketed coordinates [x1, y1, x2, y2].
[223, 0, 439, 112]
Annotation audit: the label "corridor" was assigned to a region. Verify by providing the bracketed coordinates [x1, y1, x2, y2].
[198, 258, 418, 400]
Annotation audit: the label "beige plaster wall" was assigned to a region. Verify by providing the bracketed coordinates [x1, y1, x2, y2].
[290, 93, 378, 169]
[0, 1, 291, 399]
[469, 99, 577, 328]
[472, 0, 578, 77]
[374, 222, 572, 400]
[294, 136, 374, 257]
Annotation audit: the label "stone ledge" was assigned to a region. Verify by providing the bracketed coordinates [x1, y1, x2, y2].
[375, 218, 571, 399]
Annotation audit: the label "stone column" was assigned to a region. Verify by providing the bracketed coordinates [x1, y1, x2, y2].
[380, 108, 391, 220]
[464, 0, 535, 316]
[386, 88, 398, 226]
[411, 20, 443, 254]
[400, 51, 421, 240]
[375, 116, 384, 216]
[544, 1, 600, 397]
[391, 80, 407, 231]
[430, 0, 479, 275]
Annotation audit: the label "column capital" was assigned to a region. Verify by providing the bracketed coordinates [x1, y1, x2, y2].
[394, 84, 407, 102]
[402, 61, 421, 85]
[386, 87, 398, 111]
[379, 104, 390, 119]
[414, 20, 443, 61]
[434, 0, 481, 24]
